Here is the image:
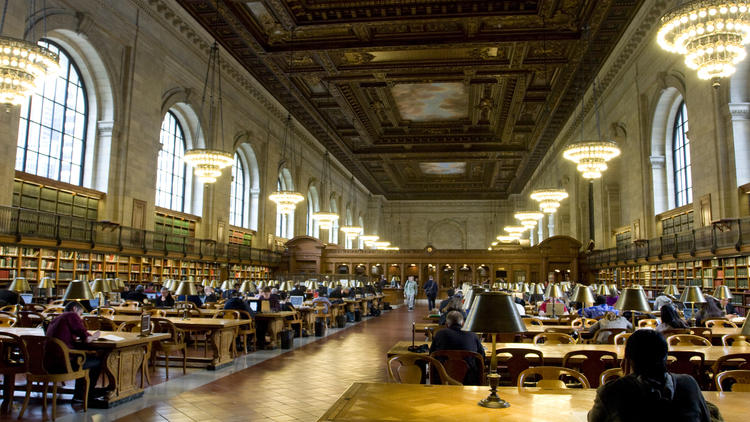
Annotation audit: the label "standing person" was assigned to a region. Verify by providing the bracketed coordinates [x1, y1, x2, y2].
[423, 276, 438, 311]
[404, 276, 418, 311]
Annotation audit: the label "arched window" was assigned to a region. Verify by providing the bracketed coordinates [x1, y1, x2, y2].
[329, 196, 339, 244]
[672, 101, 692, 207]
[230, 153, 247, 227]
[357, 216, 365, 249]
[274, 169, 295, 238]
[306, 186, 320, 238]
[345, 206, 354, 249]
[16, 40, 87, 185]
[155, 111, 187, 212]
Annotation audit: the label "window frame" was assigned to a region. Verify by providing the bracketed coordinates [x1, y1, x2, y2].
[672, 101, 692, 207]
[230, 153, 248, 228]
[155, 111, 188, 212]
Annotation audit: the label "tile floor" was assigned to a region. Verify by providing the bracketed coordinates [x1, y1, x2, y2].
[4, 301, 423, 422]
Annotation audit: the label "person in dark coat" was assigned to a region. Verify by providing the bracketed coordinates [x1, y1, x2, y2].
[588, 329, 711, 422]
[223, 291, 253, 319]
[423, 277, 438, 310]
[0, 289, 24, 306]
[204, 286, 219, 303]
[128, 285, 148, 304]
[438, 289, 455, 313]
[290, 284, 306, 297]
[429, 310, 484, 385]
[154, 287, 175, 308]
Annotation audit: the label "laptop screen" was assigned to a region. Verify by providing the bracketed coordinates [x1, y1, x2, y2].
[89, 298, 100, 309]
[290, 295, 304, 308]
[146, 293, 158, 300]
[20, 293, 33, 304]
[249, 301, 258, 312]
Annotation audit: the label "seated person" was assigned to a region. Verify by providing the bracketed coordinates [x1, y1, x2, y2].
[278, 292, 295, 312]
[223, 291, 253, 318]
[438, 289, 456, 313]
[290, 284, 306, 297]
[656, 304, 689, 333]
[438, 297, 466, 326]
[329, 286, 343, 301]
[154, 287, 175, 308]
[694, 296, 724, 326]
[258, 287, 280, 312]
[203, 286, 219, 303]
[46, 302, 101, 401]
[311, 292, 333, 314]
[653, 293, 675, 311]
[222, 283, 240, 299]
[128, 285, 148, 304]
[538, 297, 568, 315]
[588, 329, 711, 421]
[0, 288, 25, 306]
[582, 295, 618, 319]
[429, 310, 485, 385]
[719, 296, 737, 318]
[582, 311, 632, 344]
[513, 297, 526, 316]
[316, 285, 328, 298]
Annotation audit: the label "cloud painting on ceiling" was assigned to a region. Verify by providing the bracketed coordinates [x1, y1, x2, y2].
[419, 162, 466, 175]
[391, 83, 468, 121]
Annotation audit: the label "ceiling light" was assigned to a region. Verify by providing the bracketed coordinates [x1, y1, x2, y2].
[312, 211, 339, 230]
[341, 225, 363, 238]
[514, 211, 545, 228]
[183, 150, 233, 183]
[269, 190, 304, 214]
[0, 36, 59, 105]
[562, 141, 621, 179]
[530, 189, 568, 213]
[496, 235, 518, 243]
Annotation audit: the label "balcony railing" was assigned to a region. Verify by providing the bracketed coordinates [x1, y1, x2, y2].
[0, 206, 281, 265]
[587, 218, 750, 266]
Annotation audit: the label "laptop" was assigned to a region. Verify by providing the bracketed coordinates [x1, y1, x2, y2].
[290, 295, 304, 308]
[89, 298, 100, 309]
[248, 301, 258, 312]
[146, 293, 158, 300]
[20, 293, 33, 304]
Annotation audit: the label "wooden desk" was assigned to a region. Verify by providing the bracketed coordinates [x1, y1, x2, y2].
[318, 382, 748, 421]
[0, 328, 168, 408]
[387, 340, 750, 365]
[382, 288, 404, 306]
[110, 306, 220, 317]
[255, 311, 295, 349]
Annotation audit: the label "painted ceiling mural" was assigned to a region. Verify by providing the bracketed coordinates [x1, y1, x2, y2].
[177, 0, 644, 199]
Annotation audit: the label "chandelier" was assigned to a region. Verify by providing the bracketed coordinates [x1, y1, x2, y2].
[514, 211, 545, 229]
[312, 152, 340, 232]
[360, 234, 379, 247]
[657, 1, 750, 80]
[183, 42, 232, 184]
[496, 235, 518, 243]
[269, 190, 304, 214]
[313, 212, 339, 230]
[504, 226, 526, 239]
[530, 189, 568, 213]
[562, 141, 621, 179]
[341, 225, 363, 238]
[373, 241, 391, 249]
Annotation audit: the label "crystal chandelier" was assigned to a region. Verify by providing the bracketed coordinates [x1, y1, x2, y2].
[530, 189, 568, 213]
[183, 42, 232, 183]
[562, 141, 621, 179]
[514, 211, 545, 229]
[360, 234, 379, 247]
[504, 225, 526, 239]
[657, 1, 750, 80]
[496, 235, 518, 243]
[340, 177, 363, 240]
[313, 212, 339, 230]
[269, 190, 304, 214]
[312, 152, 340, 232]
[373, 241, 391, 249]
[0, 0, 60, 105]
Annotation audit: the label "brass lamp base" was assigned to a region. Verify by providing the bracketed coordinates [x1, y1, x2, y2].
[477, 372, 509, 408]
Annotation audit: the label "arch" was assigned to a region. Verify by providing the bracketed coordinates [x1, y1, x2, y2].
[357, 215, 365, 249]
[233, 141, 261, 230]
[306, 182, 320, 238]
[344, 205, 354, 248]
[274, 168, 295, 238]
[329, 193, 340, 244]
[649, 77, 687, 215]
[427, 219, 466, 249]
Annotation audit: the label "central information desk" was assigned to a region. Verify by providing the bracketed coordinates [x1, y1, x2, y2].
[0, 327, 169, 408]
[318, 382, 748, 421]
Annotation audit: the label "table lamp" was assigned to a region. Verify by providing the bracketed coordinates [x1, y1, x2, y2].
[38, 277, 55, 297]
[571, 285, 595, 307]
[663, 284, 680, 296]
[175, 280, 198, 319]
[463, 292, 527, 408]
[607, 284, 619, 295]
[680, 286, 706, 322]
[544, 283, 564, 317]
[239, 280, 253, 295]
[208, 279, 219, 289]
[90, 278, 111, 306]
[63, 279, 95, 302]
[614, 287, 651, 325]
[741, 316, 750, 336]
[713, 285, 732, 301]
[9, 277, 32, 293]
[257, 280, 268, 289]
[596, 284, 611, 296]
[113, 278, 124, 292]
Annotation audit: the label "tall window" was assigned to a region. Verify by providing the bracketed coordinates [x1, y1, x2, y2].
[230, 153, 247, 227]
[275, 178, 290, 238]
[155, 112, 187, 211]
[306, 188, 319, 238]
[672, 101, 692, 207]
[16, 40, 87, 185]
[329, 197, 339, 244]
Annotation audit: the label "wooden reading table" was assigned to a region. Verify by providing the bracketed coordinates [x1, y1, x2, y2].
[254, 311, 296, 349]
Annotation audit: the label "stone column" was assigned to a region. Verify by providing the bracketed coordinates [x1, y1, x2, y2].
[0, 107, 21, 207]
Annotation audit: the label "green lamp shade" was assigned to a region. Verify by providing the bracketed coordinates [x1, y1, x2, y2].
[9, 277, 32, 293]
[614, 287, 651, 312]
[571, 285, 595, 304]
[532, 283, 546, 296]
[463, 292, 527, 334]
[38, 277, 55, 289]
[713, 285, 733, 300]
[741, 317, 750, 336]
[175, 281, 198, 296]
[545, 283, 564, 299]
[680, 286, 707, 304]
[90, 278, 111, 294]
[63, 280, 95, 301]
[663, 284, 680, 296]
[596, 284, 611, 296]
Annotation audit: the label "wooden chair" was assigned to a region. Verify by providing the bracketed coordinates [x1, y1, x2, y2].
[15, 311, 45, 328]
[0, 314, 16, 327]
[121, 301, 141, 309]
[213, 309, 240, 319]
[17, 336, 90, 421]
[637, 318, 659, 329]
[148, 309, 167, 318]
[532, 332, 576, 345]
[23, 303, 46, 312]
[430, 350, 486, 386]
[386, 353, 461, 385]
[117, 320, 154, 387]
[666, 334, 712, 347]
[526, 317, 545, 326]
[715, 370, 750, 392]
[667, 351, 706, 385]
[82, 316, 118, 331]
[496, 348, 544, 386]
[43, 306, 64, 315]
[0, 333, 27, 414]
[236, 310, 256, 353]
[90, 307, 115, 318]
[562, 350, 618, 388]
[517, 366, 590, 391]
[0, 305, 20, 314]
[48, 299, 64, 306]
[613, 332, 631, 345]
[313, 303, 331, 328]
[706, 319, 737, 328]
[600, 367, 623, 385]
[689, 327, 712, 341]
[152, 318, 187, 379]
[722, 334, 750, 347]
[592, 328, 629, 344]
[711, 353, 750, 377]
[284, 310, 303, 337]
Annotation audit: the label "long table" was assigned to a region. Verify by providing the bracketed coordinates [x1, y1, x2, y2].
[0, 327, 169, 408]
[318, 382, 748, 421]
[109, 306, 221, 317]
[387, 340, 750, 366]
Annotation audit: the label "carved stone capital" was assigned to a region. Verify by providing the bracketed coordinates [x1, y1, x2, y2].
[729, 102, 750, 121]
[649, 155, 665, 169]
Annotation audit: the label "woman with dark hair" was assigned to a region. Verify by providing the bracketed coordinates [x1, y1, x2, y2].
[588, 329, 711, 421]
[694, 296, 724, 327]
[656, 304, 689, 333]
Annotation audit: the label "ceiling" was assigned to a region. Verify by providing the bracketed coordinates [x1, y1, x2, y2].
[177, 0, 643, 200]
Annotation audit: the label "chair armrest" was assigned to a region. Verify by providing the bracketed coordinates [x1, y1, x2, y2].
[68, 349, 88, 371]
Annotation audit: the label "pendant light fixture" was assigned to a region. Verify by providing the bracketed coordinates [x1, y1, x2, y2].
[312, 151, 339, 231]
[341, 176, 363, 240]
[514, 211, 545, 229]
[530, 189, 568, 213]
[0, 0, 60, 105]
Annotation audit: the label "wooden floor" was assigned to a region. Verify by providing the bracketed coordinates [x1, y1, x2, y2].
[116, 304, 419, 422]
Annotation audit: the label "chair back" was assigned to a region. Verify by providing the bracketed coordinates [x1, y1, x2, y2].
[148, 309, 167, 318]
[49, 299, 64, 306]
[430, 350, 485, 386]
[43, 305, 65, 315]
[660, 328, 691, 337]
[386, 353, 460, 385]
[666, 334, 712, 347]
[117, 320, 145, 333]
[517, 366, 590, 390]
[92, 307, 116, 318]
[533, 332, 576, 345]
[83, 315, 118, 331]
[712, 353, 750, 374]
[613, 332, 631, 345]
[715, 370, 750, 392]
[122, 301, 141, 309]
[593, 328, 630, 344]
[562, 350, 618, 388]
[690, 327, 712, 341]
[637, 318, 659, 328]
[0, 332, 27, 374]
[0, 314, 17, 327]
[16, 311, 45, 328]
[496, 348, 544, 386]
[667, 350, 705, 380]
[23, 303, 46, 312]
[600, 367, 623, 385]
[0, 305, 20, 313]
[152, 318, 186, 345]
[237, 310, 254, 321]
[706, 319, 737, 328]
[213, 310, 241, 319]
[722, 334, 750, 347]
[527, 318, 544, 326]
[19, 335, 78, 376]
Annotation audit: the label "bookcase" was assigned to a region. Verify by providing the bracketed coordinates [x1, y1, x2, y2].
[13, 178, 99, 220]
[229, 264, 270, 281]
[228, 227, 254, 246]
[155, 212, 196, 238]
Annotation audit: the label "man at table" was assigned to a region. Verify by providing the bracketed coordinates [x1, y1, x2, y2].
[154, 287, 175, 308]
[224, 291, 253, 318]
[128, 285, 148, 304]
[258, 287, 281, 312]
[429, 310, 484, 385]
[204, 286, 219, 303]
[438, 289, 456, 313]
[719, 296, 737, 318]
[582, 295, 618, 318]
[588, 329, 710, 421]
[46, 302, 102, 402]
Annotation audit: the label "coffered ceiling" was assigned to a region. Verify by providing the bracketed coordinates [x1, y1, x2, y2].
[176, 0, 643, 200]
